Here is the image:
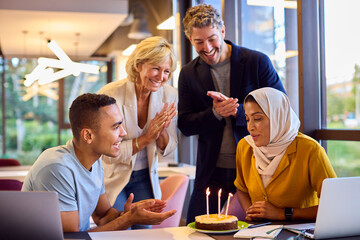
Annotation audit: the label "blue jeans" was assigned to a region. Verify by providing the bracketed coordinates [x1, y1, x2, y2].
[113, 168, 154, 229]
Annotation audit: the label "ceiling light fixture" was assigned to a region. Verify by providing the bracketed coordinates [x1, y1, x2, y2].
[24, 40, 99, 87]
[157, 16, 175, 30]
[122, 44, 137, 56]
[127, 2, 152, 40]
[128, 19, 152, 39]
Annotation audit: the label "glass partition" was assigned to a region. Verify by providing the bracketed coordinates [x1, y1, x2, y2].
[240, 0, 299, 113]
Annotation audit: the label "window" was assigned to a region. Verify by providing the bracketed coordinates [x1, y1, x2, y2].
[1, 57, 109, 165]
[299, 0, 360, 177]
[225, 0, 299, 112]
[324, 0, 360, 130]
[323, 0, 360, 177]
[1, 58, 59, 164]
[327, 140, 360, 176]
[60, 61, 109, 138]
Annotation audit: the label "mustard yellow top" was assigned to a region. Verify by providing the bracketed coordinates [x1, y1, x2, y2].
[235, 132, 337, 208]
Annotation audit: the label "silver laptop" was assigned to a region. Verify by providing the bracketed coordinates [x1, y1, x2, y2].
[287, 177, 360, 239]
[0, 191, 64, 240]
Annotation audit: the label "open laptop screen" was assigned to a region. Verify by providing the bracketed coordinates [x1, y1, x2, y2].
[0, 191, 64, 240]
[286, 177, 360, 239]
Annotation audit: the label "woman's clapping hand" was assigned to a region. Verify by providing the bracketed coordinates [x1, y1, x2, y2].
[146, 103, 176, 140]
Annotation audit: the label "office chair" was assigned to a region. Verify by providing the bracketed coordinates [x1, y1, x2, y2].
[0, 179, 23, 191]
[152, 174, 189, 228]
[0, 158, 21, 166]
[221, 192, 246, 221]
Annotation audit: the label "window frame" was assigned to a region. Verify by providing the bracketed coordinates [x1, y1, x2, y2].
[298, 0, 360, 144]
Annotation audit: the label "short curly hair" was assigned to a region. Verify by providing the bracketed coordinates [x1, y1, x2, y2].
[69, 93, 116, 141]
[125, 36, 177, 82]
[183, 4, 224, 39]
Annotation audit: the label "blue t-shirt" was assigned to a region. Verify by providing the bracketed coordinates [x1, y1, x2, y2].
[22, 140, 105, 231]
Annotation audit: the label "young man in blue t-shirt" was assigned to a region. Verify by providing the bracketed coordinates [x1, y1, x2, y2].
[22, 93, 175, 232]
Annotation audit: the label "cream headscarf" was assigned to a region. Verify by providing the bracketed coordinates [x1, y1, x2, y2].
[244, 87, 300, 188]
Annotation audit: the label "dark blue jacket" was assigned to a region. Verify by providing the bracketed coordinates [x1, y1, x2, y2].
[178, 40, 285, 190]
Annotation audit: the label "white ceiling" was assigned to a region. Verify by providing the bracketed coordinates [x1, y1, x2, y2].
[0, 0, 128, 58]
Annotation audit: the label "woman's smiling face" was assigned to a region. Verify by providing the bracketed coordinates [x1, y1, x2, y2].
[244, 101, 270, 147]
[136, 59, 172, 92]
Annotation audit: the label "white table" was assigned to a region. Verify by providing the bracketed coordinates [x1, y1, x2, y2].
[0, 163, 196, 182]
[0, 165, 31, 181]
[89, 226, 212, 240]
[158, 162, 196, 180]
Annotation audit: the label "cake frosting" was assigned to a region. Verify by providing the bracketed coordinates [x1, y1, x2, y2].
[195, 214, 238, 230]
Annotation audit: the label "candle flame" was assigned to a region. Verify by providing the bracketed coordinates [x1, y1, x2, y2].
[218, 188, 222, 197]
[206, 187, 210, 196]
[229, 193, 233, 197]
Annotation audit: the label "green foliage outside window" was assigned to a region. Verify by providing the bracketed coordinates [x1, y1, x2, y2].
[1, 57, 108, 165]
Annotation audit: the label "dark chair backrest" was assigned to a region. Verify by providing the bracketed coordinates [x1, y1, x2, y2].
[0, 158, 21, 166]
[0, 179, 23, 191]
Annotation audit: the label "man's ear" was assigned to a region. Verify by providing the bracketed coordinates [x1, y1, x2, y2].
[188, 36, 193, 44]
[221, 25, 225, 39]
[81, 128, 93, 144]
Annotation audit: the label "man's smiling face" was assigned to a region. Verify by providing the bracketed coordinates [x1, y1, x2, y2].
[189, 25, 226, 65]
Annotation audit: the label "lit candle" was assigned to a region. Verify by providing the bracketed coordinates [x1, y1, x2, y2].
[225, 193, 233, 217]
[218, 188, 222, 218]
[206, 187, 210, 218]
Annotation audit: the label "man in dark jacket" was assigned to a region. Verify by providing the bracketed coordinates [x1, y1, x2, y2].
[178, 4, 285, 223]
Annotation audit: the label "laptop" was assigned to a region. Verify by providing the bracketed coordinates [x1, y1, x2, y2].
[287, 177, 360, 239]
[0, 191, 64, 240]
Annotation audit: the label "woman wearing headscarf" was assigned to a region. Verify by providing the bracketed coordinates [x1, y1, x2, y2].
[98, 36, 178, 229]
[235, 87, 336, 221]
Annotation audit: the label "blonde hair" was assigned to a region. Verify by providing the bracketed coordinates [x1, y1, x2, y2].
[125, 36, 177, 82]
[183, 4, 224, 39]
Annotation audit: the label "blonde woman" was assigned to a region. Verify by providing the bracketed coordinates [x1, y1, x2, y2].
[98, 36, 178, 229]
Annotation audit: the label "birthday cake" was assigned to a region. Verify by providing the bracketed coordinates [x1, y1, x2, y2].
[195, 214, 238, 231]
